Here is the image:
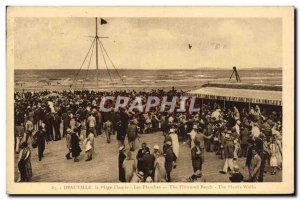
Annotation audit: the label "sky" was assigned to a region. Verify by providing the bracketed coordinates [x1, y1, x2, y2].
[14, 17, 282, 70]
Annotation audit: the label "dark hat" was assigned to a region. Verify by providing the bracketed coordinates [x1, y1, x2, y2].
[195, 140, 201, 145]
[260, 134, 266, 139]
[20, 142, 28, 148]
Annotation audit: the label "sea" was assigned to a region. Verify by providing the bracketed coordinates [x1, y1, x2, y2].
[14, 69, 282, 92]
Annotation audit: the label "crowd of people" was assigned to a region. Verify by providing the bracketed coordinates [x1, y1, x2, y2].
[14, 89, 282, 183]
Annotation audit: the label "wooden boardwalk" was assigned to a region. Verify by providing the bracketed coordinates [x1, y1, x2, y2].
[14, 130, 282, 182]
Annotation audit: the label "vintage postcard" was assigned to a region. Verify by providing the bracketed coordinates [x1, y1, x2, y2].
[6, 7, 294, 195]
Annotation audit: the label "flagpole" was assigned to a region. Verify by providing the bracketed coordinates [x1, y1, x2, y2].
[95, 17, 99, 89]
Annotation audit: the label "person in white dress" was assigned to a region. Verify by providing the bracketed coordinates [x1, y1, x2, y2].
[154, 150, 166, 182]
[269, 137, 279, 175]
[169, 129, 179, 159]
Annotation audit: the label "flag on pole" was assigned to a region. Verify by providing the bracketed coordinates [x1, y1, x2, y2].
[100, 18, 107, 25]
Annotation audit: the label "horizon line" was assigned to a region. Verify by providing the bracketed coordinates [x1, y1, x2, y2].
[14, 67, 283, 70]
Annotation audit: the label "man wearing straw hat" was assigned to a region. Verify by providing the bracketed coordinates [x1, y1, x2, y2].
[127, 120, 138, 151]
[194, 126, 211, 163]
[87, 112, 96, 137]
[103, 119, 112, 143]
[219, 132, 234, 174]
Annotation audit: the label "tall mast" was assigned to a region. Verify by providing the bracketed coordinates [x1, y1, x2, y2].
[95, 17, 99, 88]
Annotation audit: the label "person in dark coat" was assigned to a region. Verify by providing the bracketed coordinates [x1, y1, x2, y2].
[95, 111, 102, 136]
[164, 141, 176, 182]
[118, 146, 126, 182]
[254, 137, 265, 182]
[34, 125, 47, 161]
[116, 119, 126, 147]
[240, 126, 249, 157]
[70, 131, 81, 162]
[161, 117, 169, 135]
[163, 132, 172, 152]
[136, 143, 150, 171]
[53, 113, 62, 141]
[178, 121, 186, 141]
[120, 109, 129, 133]
[62, 111, 70, 137]
[44, 113, 54, 141]
[142, 151, 155, 180]
[191, 140, 202, 172]
[204, 121, 213, 152]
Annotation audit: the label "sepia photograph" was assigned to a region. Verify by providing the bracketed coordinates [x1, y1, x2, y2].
[6, 7, 294, 195]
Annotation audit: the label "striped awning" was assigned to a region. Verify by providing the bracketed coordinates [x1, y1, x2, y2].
[187, 87, 282, 106]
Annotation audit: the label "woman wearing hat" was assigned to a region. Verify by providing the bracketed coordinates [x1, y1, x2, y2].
[24, 116, 34, 143]
[269, 137, 281, 175]
[84, 135, 93, 162]
[187, 125, 198, 149]
[169, 129, 179, 160]
[17, 142, 32, 182]
[65, 128, 72, 159]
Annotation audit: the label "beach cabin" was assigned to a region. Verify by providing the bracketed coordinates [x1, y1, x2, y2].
[187, 82, 282, 113]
